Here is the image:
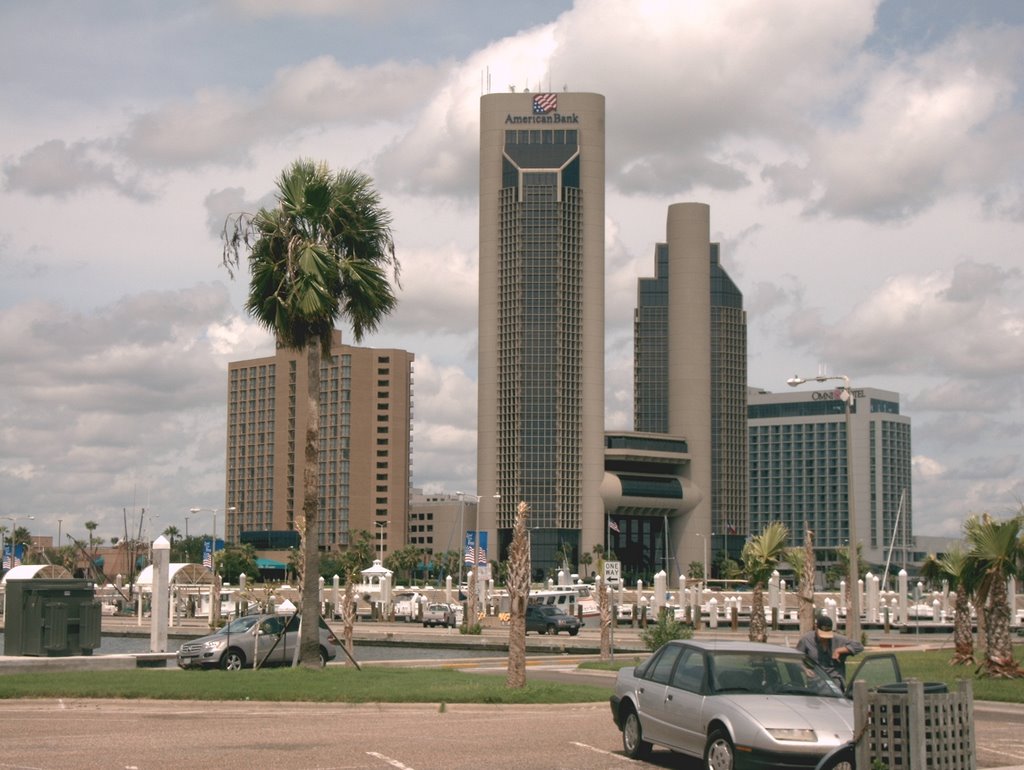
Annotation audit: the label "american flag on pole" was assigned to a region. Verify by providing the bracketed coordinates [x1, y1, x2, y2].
[475, 532, 489, 566]
[463, 531, 476, 565]
[608, 518, 620, 534]
[532, 93, 557, 114]
[3, 544, 23, 569]
[202, 539, 213, 568]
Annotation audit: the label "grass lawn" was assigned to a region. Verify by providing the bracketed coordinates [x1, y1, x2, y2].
[0, 666, 609, 704]
[3, 645, 1021, 705]
[580, 645, 1024, 703]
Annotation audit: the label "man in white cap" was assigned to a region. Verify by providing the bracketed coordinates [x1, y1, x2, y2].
[795, 614, 864, 687]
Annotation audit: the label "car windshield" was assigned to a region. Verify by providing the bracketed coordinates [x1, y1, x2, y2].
[709, 651, 843, 698]
[218, 616, 260, 635]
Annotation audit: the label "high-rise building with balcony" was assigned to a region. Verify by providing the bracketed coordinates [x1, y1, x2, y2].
[225, 331, 413, 560]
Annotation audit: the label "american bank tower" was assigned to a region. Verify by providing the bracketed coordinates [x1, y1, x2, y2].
[477, 92, 605, 576]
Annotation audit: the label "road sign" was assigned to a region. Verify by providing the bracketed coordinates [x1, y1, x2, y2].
[604, 560, 621, 583]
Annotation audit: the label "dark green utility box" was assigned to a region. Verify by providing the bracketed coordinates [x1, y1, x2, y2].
[3, 579, 102, 656]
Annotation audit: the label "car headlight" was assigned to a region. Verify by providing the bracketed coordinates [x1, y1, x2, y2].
[766, 728, 817, 742]
[202, 639, 227, 651]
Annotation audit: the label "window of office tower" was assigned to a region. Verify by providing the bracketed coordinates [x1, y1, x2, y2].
[495, 147, 584, 531]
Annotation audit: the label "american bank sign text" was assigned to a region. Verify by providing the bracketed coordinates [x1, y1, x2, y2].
[505, 112, 580, 124]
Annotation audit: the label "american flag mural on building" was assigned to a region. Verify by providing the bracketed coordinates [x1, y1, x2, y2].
[532, 93, 557, 114]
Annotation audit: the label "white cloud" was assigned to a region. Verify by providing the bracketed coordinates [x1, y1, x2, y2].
[1, 0, 1023, 543]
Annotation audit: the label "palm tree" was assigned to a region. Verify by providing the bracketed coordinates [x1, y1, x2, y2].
[84, 521, 99, 552]
[835, 541, 865, 612]
[223, 159, 399, 668]
[932, 545, 980, 665]
[506, 501, 531, 688]
[965, 512, 1024, 678]
[579, 551, 593, 579]
[787, 527, 816, 634]
[742, 522, 789, 642]
[162, 526, 180, 547]
[337, 530, 373, 661]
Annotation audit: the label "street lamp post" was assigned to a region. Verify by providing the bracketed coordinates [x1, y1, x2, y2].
[189, 506, 235, 570]
[788, 373, 861, 640]
[695, 532, 714, 589]
[2, 514, 35, 569]
[375, 520, 388, 563]
[456, 492, 499, 587]
[189, 506, 235, 625]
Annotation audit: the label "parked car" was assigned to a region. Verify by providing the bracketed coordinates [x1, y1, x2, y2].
[525, 604, 581, 636]
[176, 612, 340, 671]
[610, 639, 902, 769]
[422, 603, 457, 628]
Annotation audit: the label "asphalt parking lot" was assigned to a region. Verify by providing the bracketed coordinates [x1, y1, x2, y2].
[1, 692, 1023, 770]
[1, 659, 1023, 770]
[2, 619, 1023, 769]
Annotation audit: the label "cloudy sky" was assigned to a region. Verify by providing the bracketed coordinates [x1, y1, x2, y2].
[2, 0, 1022, 548]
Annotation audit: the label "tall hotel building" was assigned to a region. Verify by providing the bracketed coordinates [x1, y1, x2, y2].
[748, 385, 912, 567]
[476, 92, 606, 575]
[629, 203, 745, 573]
[225, 332, 413, 559]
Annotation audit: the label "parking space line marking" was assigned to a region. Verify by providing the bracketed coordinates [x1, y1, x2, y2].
[571, 741, 634, 761]
[366, 752, 417, 769]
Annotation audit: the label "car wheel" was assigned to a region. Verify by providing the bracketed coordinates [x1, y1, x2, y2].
[815, 744, 855, 770]
[423, 621, 429, 627]
[546, 624, 558, 635]
[220, 648, 245, 671]
[318, 647, 328, 668]
[621, 708, 652, 759]
[704, 728, 735, 770]
[568, 628, 579, 636]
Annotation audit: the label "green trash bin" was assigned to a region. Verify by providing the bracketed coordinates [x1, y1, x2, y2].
[3, 579, 102, 656]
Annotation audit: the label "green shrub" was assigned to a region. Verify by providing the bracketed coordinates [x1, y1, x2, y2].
[640, 611, 693, 650]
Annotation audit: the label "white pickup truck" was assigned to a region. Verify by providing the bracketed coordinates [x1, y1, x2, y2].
[421, 603, 457, 628]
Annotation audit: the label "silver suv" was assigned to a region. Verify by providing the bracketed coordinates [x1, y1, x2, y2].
[176, 613, 340, 670]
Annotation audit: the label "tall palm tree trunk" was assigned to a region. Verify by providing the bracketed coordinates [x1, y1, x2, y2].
[466, 568, 479, 631]
[749, 584, 767, 642]
[798, 528, 815, 633]
[983, 574, 1022, 677]
[299, 344, 322, 668]
[341, 579, 356, 662]
[950, 588, 975, 665]
[597, 577, 612, 660]
[506, 501, 530, 688]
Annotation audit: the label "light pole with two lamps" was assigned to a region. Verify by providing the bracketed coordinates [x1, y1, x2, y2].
[189, 506, 235, 571]
[456, 492, 500, 586]
[787, 372, 861, 640]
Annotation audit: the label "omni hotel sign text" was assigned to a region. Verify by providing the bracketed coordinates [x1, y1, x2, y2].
[811, 389, 867, 400]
